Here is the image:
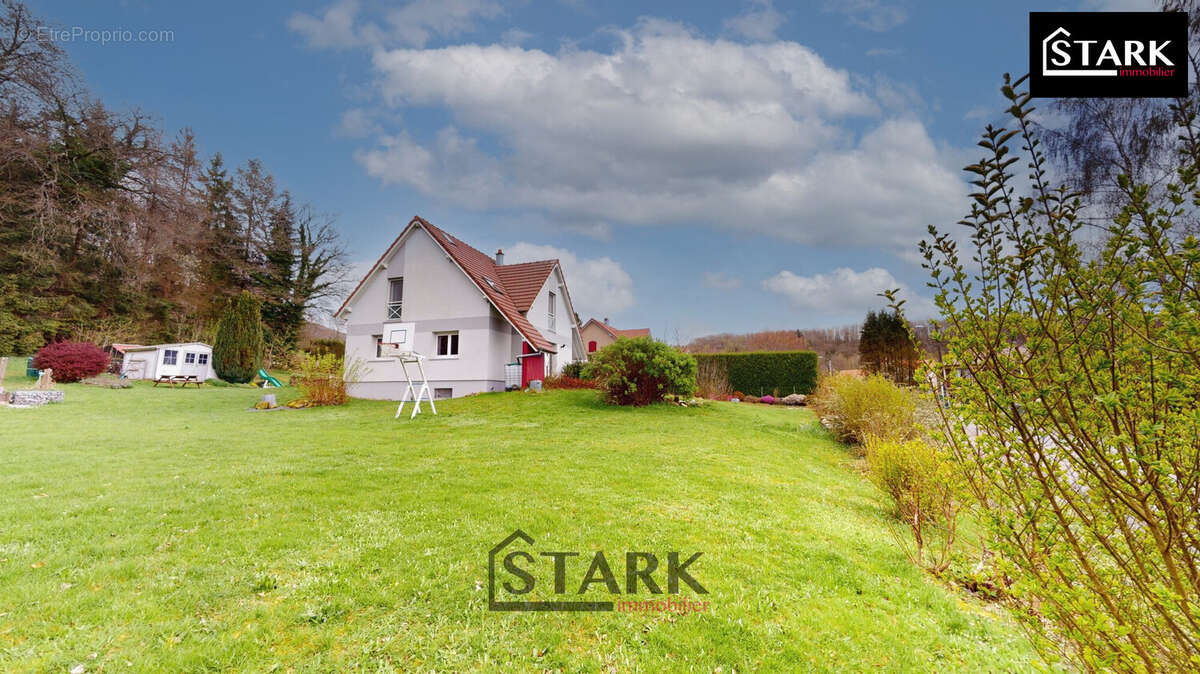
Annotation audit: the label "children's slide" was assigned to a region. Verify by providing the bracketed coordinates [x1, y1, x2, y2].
[258, 369, 283, 388]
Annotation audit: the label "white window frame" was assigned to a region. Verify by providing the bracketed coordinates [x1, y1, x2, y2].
[162, 349, 178, 365]
[387, 277, 404, 320]
[371, 334, 384, 360]
[435, 331, 460, 358]
[197, 353, 209, 365]
[184, 352, 196, 364]
[548, 291, 557, 332]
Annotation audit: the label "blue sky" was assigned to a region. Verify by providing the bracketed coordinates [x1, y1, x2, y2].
[30, 0, 1152, 340]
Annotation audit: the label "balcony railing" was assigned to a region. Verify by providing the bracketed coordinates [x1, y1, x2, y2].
[387, 302, 403, 320]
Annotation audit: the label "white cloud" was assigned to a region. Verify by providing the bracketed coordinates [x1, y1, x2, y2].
[289, 0, 364, 49]
[504, 242, 635, 317]
[1080, 0, 1158, 10]
[354, 20, 964, 253]
[963, 105, 991, 121]
[336, 108, 379, 137]
[762, 267, 936, 318]
[288, 0, 503, 49]
[825, 1, 907, 32]
[500, 28, 534, 45]
[724, 0, 786, 42]
[703, 271, 742, 289]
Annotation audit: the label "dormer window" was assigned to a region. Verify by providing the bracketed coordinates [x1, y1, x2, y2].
[388, 277, 403, 319]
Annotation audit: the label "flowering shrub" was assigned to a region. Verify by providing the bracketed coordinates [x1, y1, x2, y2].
[760, 395, 775, 404]
[32, 341, 108, 382]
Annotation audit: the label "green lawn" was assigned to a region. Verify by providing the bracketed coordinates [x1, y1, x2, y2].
[0, 371, 1039, 672]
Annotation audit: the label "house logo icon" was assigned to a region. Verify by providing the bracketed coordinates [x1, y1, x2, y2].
[487, 529, 615, 612]
[1041, 27, 1119, 78]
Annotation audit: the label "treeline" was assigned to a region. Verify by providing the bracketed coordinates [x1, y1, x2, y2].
[685, 326, 861, 371]
[0, 1, 345, 355]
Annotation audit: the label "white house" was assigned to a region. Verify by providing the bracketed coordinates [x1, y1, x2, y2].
[335, 216, 585, 399]
[121, 342, 217, 381]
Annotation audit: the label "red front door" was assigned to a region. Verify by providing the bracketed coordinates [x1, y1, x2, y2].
[521, 343, 544, 387]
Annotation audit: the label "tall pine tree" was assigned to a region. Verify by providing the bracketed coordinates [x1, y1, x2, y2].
[258, 192, 303, 350]
[213, 291, 263, 383]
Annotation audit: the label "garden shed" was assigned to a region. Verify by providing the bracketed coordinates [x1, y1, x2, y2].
[120, 342, 217, 381]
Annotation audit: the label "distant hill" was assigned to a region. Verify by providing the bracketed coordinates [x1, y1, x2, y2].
[685, 327, 860, 371]
[299, 321, 344, 346]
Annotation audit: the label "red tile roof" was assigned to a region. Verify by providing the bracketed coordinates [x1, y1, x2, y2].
[494, 260, 557, 312]
[584, 318, 650, 340]
[338, 216, 563, 352]
[419, 219, 559, 352]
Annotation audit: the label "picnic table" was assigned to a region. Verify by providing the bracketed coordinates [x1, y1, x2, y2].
[154, 375, 202, 388]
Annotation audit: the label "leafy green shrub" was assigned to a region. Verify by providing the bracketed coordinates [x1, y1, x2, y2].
[809, 373, 922, 445]
[32, 341, 108, 382]
[864, 436, 959, 574]
[213, 291, 264, 384]
[692, 351, 817, 397]
[920, 74, 1200, 668]
[560, 360, 587, 379]
[583, 337, 696, 406]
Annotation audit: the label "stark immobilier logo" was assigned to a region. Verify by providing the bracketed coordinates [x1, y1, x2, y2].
[1030, 12, 1188, 97]
[487, 529, 709, 613]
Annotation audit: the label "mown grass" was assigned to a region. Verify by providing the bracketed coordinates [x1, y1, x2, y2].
[0, 370, 1039, 671]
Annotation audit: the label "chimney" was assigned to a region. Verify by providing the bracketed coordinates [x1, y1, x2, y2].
[604, 317, 610, 325]
[495, 249, 504, 265]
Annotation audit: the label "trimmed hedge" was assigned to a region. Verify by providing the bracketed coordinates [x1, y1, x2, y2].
[694, 351, 818, 396]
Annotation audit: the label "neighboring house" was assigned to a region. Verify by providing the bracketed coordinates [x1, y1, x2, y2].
[335, 216, 585, 400]
[120, 342, 216, 381]
[580, 318, 651, 355]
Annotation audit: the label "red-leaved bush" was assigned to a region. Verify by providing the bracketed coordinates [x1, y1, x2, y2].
[542, 375, 599, 390]
[32, 341, 109, 382]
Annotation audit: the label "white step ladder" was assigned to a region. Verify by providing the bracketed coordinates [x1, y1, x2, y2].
[379, 326, 436, 419]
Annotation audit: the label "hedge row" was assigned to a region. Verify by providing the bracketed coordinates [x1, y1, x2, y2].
[694, 350, 818, 396]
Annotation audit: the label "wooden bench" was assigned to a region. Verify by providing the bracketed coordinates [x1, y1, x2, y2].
[153, 375, 201, 388]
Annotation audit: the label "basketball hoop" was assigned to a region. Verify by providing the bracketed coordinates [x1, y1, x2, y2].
[378, 337, 437, 419]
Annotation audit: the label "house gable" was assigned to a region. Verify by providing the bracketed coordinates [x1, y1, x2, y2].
[337, 216, 558, 353]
